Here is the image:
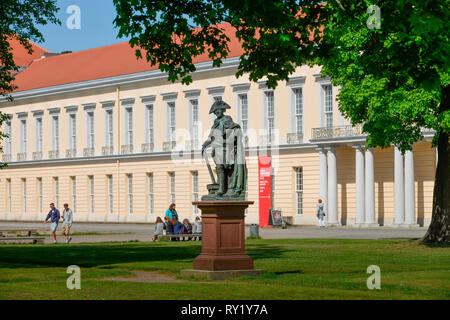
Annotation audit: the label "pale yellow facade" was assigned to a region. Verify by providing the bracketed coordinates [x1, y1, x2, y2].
[0, 60, 436, 226]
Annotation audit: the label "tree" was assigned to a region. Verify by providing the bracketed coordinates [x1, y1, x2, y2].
[0, 0, 60, 168]
[114, 0, 449, 243]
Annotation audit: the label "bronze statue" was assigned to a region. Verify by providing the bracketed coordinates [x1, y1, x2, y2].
[201, 100, 247, 200]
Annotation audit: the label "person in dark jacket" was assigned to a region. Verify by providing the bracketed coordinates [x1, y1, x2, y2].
[182, 218, 193, 234]
[173, 217, 183, 235]
[44, 203, 60, 244]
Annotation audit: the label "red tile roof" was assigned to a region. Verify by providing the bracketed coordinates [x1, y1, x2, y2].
[8, 38, 49, 67]
[13, 23, 244, 93]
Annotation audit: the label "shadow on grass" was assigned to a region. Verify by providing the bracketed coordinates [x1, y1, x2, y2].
[0, 242, 288, 269]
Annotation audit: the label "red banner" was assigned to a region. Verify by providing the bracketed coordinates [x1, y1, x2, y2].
[258, 156, 272, 228]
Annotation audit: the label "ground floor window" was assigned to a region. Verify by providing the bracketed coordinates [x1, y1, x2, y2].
[295, 167, 303, 215]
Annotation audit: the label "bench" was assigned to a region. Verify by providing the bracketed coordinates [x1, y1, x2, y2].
[0, 237, 45, 244]
[161, 234, 202, 241]
[0, 229, 38, 237]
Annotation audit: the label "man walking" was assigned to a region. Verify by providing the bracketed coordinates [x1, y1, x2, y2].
[62, 203, 73, 244]
[44, 203, 60, 244]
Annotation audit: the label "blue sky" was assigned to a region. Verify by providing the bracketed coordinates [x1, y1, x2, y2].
[38, 0, 128, 53]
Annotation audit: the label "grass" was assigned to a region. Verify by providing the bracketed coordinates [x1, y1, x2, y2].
[0, 238, 448, 300]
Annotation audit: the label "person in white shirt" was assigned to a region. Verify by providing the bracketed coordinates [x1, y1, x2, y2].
[316, 199, 326, 227]
[62, 203, 73, 243]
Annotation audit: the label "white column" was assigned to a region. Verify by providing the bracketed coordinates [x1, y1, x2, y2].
[353, 146, 365, 226]
[326, 147, 339, 225]
[364, 148, 377, 226]
[404, 149, 417, 226]
[318, 148, 328, 216]
[394, 147, 404, 226]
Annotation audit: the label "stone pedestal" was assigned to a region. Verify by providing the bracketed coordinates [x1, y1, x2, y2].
[181, 201, 263, 279]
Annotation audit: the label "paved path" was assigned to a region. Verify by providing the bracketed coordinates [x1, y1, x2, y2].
[0, 222, 426, 244]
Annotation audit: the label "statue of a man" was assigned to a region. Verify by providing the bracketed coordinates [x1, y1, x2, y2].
[201, 100, 247, 200]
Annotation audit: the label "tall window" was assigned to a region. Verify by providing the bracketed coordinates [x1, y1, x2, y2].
[22, 178, 27, 214]
[239, 94, 248, 133]
[87, 112, 95, 150]
[37, 178, 42, 215]
[71, 177, 76, 214]
[265, 91, 275, 139]
[323, 84, 333, 127]
[271, 168, 275, 210]
[106, 110, 114, 149]
[295, 167, 303, 215]
[4, 121, 11, 155]
[35, 117, 43, 153]
[294, 88, 303, 134]
[169, 172, 175, 204]
[69, 114, 77, 150]
[126, 108, 133, 147]
[89, 176, 94, 214]
[148, 173, 154, 215]
[168, 102, 176, 143]
[54, 177, 59, 208]
[190, 99, 199, 146]
[20, 119, 27, 154]
[192, 171, 199, 215]
[52, 116, 60, 153]
[146, 105, 154, 147]
[107, 175, 113, 215]
[127, 174, 133, 214]
[7, 179, 11, 214]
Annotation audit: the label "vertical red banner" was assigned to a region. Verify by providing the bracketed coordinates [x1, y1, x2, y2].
[258, 156, 272, 228]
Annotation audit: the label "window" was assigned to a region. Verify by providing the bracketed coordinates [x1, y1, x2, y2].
[127, 174, 133, 215]
[104, 110, 113, 149]
[22, 178, 27, 214]
[125, 108, 133, 147]
[192, 171, 199, 215]
[69, 114, 77, 150]
[87, 112, 95, 150]
[37, 178, 42, 215]
[52, 116, 60, 153]
[146, 105, 154, 147]
[89, 176, 94, 214]
[265, 91, 275, 140]
[294, 88, 303, 135]
[107, 175, 113, 215]
[168, 102, 176, 143]
[20, 119, 27, 154]
[4, 121, 11, 155]
[190, 100, 199, 147]
[71, 177, 76, 214]
[7, 179, 11, 214]
[35, 118, 43, 153]
[148, 173, 154, 215]
[271, 168, 275, 210]
[239, 94, 249, 133]
[54, 177, 59, 208]
[323, 84, 333, 127]
[295, 167, 303, 215]
[169, 172, 175, 204]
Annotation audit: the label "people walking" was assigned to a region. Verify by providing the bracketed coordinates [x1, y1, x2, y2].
[62, 203, 73, 243]
[44, 203, 60, 244]
[316, 199, 326, 227]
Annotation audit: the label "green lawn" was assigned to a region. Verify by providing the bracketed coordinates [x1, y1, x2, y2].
[0, 238, 448, 300]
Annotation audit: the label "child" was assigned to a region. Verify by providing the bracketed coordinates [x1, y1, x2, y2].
[152, 216, 165, 242]
[316, 199, 326, 227]
[182, 218, 193, 234]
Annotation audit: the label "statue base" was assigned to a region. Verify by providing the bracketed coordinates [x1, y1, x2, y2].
[190, 200, 255, 271]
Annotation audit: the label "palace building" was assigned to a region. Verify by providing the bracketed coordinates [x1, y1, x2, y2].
[0, 26, 436, 226]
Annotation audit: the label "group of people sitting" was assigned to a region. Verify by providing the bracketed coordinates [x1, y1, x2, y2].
[152, 203, 202, 241]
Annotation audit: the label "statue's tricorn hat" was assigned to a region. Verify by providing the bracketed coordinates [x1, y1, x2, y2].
[209, 100, 231, 114]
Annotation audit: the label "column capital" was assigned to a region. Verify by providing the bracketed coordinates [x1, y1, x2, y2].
[352, 144, 365, 150]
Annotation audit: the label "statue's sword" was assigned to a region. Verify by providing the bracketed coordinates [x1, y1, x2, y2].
[203, 148, 216, 184]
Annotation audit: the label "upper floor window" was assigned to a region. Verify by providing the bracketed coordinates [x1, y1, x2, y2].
[167, 102, 176, 143]
[52, 115, 60, 153]
[86, 111, 95, 150]
[190, 99, 199, 146]
[322, 84, 333, 128]
[35, 117, 43, 153]
[4, 121, 11, 155]
[105, 110, 113, 148]
[20, 119, 27, 154]
[239, 94, 248, 133]
[125, 107, 133, 147]
[293, 88, 303, 135]
[69, 114, 77, 150]
[265, 91, 275, 139]
[146, 105, 154, 147]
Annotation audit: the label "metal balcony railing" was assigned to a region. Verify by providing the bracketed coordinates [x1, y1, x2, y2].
[48, 150, 60, 159]
[141, 143, 154, 153]
[66, 149, 77, 158]
[83, 147, 95, 157]
[163, 141, 176, 152]
[17, 152, 27, 161]
[311, 124, 364, 139]
[102, 146, 114, 156]
[287, 132, 304, 144]
[32, 152, 43, 160]
[2, 154, 11, 162]
[121, 144, 133, 154]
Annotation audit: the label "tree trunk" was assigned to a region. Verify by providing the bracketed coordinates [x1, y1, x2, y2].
[422, 85, 450, 243]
